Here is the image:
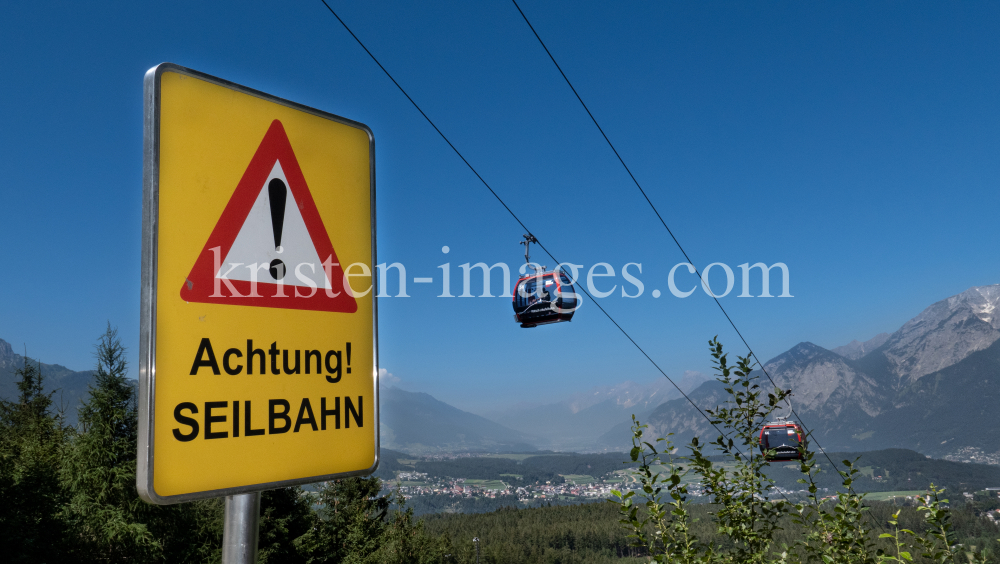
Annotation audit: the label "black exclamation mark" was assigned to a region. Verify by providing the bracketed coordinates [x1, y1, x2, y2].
[268, 178, 287, 280]
[346, 343, 351, 375]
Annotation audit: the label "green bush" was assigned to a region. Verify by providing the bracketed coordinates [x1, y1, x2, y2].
[612, 337, 999, 564]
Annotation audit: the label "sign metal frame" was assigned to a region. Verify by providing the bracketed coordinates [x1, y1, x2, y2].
[138, 63, 379, 505]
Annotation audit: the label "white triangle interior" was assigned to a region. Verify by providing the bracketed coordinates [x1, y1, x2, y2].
[219, 161, 333, 290]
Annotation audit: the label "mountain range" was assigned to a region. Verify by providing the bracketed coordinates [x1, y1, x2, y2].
[5, 284, 1000, 458]
[380, 387, 536, 454]
[479, 372, 708, 451]
[0, 341, 536, 454]
[0, 339, 95, 427]
[597, 284, 1000, 459]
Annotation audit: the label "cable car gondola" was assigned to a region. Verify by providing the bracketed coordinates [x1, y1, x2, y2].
[511, 234, 578, 328]
[758, 418, 808, 461]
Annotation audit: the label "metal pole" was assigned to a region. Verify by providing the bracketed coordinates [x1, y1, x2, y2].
[222, 492, 261, 564]
[473, 537, 480, 564]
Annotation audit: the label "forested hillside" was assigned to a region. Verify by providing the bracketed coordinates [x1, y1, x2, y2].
[422, 503, 643, 563]
[421, 496, 1000, 564]
[766, 448, 1000, 494]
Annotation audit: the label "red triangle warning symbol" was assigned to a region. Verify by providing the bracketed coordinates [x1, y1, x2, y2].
[180, 120, 358, 313]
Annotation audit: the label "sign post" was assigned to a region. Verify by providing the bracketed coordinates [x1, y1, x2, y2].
[222, 493, 261, 564]
[138, 63, 379, 559]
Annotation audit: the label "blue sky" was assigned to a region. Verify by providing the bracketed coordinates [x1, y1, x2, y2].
[1, 1, 998, 412]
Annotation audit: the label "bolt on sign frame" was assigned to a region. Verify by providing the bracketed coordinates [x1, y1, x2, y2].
[138, 63, 379, 504]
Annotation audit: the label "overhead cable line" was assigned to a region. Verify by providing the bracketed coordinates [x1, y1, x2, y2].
[315, 0, 749, 460]
[509, 0, 881, 528]
[313, 2, 866, 526]
[315, 8, 811, 525]
[315, 1, 850, 519]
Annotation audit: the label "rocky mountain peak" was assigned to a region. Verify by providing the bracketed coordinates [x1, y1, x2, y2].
[881, 284, 1000, 384]
[757, 342, 882, 417]
[763, 342, 830, 372]
[602, 282, 1000, 455]
[0, 338, 16, 369]
[832, 333, 890, 360]
[950, 285, 1000, 325]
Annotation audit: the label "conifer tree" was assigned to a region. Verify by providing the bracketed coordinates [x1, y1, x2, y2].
[297, 476, 447, 564]
[61, 323, 163, 561]
[0, 356, 71, 563]
[297, 476, 390, 563]
[257, 487, 313, 564]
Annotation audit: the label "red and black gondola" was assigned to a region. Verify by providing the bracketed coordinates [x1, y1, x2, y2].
[758, 420, 808, 461]
[511, 233, 579, 328]
[511, 270, 578, 328]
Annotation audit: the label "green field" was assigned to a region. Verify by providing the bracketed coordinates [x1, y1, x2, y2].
[608, 470, 638, 485]
[562, 474, 596, 484]
[463, 479, 508, 491]
[481, 453, 559, 461]
[864, 490, 927, 501]
[499, 473, 523, 480]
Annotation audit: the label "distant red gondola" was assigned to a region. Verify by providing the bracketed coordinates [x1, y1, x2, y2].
[758, 420, 807, 461]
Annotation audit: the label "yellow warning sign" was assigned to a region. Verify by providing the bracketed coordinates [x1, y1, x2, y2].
[138, 63, 378, 504]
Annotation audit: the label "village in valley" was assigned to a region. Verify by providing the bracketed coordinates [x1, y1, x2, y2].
[394, 470, 620, 503]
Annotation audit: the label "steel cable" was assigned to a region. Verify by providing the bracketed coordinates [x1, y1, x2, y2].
[510, 0, 884, 531]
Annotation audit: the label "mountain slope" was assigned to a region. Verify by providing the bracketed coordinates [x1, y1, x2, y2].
[866, 337, 1000, 456]
[2, 336, 534, 454]
[596, 380, 729, 451]
[380, 387, 536, 455]
[596, 343, 886, 452]
[598, 284, 1000, 458]
[878, 285, 1000, 386]
[0, 338, 95, 426]
[482, 374, 708, 451]
[760, 342, 886, 419]
[832, 333, 890, 360]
